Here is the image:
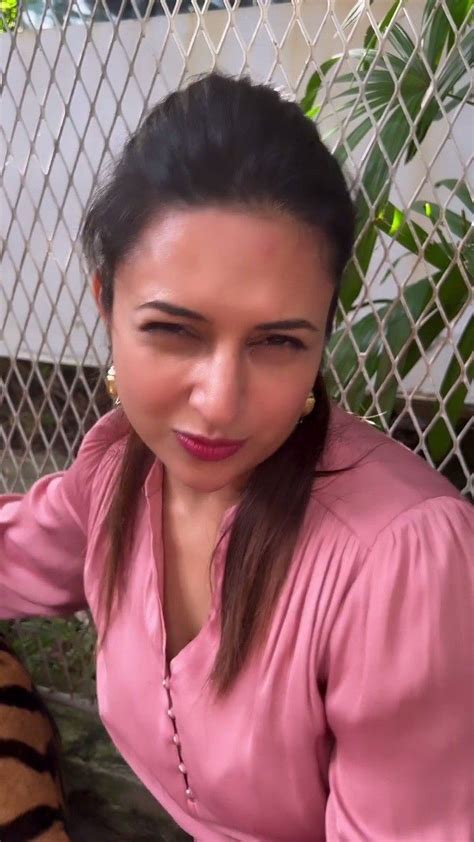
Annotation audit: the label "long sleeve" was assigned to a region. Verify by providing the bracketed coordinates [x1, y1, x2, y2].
[0, 411, 126, 619]
[324, 495, 474, 841]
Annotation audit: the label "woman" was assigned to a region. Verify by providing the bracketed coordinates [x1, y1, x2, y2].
[1, 73, 472, 841]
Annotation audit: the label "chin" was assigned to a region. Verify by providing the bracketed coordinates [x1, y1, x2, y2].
[181, 470, 239, 493]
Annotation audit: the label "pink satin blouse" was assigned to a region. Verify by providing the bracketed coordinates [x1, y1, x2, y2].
[1, 404, 473, 840]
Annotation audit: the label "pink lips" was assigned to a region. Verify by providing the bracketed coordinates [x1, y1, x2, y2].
[175, 431, 245, 462]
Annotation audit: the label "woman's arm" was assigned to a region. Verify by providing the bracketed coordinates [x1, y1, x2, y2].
[0, 411, 126, 619]
[324, 496, 474, 841]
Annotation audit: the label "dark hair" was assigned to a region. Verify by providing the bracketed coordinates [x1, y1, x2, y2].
[82, 72, 355, 696]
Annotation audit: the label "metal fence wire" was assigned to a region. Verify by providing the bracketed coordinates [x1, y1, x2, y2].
[1, 0, 473, 707]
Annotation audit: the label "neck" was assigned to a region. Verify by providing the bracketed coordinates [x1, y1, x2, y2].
[162, 469, 242, 520]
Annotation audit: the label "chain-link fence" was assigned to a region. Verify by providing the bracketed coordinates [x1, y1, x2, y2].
[1, 0, 473, 708]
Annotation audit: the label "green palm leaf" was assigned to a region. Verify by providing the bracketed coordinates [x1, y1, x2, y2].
[426, 315, 474, 461]
[423, 0, 473, 68]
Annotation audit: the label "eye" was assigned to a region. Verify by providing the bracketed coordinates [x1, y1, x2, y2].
[252, 334, 307, 351]
[140, 321, 193, 338]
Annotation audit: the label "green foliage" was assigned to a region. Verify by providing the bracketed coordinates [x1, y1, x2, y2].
[0, 0, 18, 30]
[301, 0, 473, 464]
[0, 617, 96, 698]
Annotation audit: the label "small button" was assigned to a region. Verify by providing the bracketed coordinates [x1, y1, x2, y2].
[185, 787, 195, 801]
[162, 677, 170, 689]
[167, 708, 175, 718]
[178, 762, 187, 774]
[172, 734, 181, 746]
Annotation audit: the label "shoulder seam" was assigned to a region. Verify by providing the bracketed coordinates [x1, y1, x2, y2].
[316, 493, 469, 682]
[307, 497, 373, 552]
[309, 492, 464, 553]
[369, 492, 467, 544]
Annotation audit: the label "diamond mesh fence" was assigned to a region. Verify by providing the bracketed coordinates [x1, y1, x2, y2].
[1, 0, 473, 707]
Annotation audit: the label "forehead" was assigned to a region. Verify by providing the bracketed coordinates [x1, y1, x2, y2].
[115, 206, 333, 316]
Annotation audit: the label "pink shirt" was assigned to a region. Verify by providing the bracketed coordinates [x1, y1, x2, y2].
[1, 404, 473, 841]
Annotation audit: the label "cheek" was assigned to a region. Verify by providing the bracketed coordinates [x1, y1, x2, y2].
[110, 323, 185, 403]
[111, 340, 181, 412]
[251, 363, 318, 432]
[120, 364, 184, 412]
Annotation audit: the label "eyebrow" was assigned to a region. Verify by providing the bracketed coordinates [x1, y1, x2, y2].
[136, 300, 319, 332]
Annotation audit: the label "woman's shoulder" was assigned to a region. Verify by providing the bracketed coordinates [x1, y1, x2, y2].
[73, 408, 130, 480]
[311, 402, 469, 549]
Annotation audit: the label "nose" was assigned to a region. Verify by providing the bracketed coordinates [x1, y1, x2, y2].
[188, 346, 245, 431]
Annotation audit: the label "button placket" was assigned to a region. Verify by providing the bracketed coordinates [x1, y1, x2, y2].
[162, 670, 196, 805]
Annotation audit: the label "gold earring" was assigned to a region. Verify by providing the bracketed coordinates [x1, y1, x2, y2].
[106, 365, 120, 406]
[299, 392, 315, 423]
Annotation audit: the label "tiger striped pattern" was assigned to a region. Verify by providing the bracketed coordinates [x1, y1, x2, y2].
[0, 636, 71, 842]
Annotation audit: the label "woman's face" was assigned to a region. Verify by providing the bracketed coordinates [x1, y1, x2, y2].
[94, 207, 335, 499]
